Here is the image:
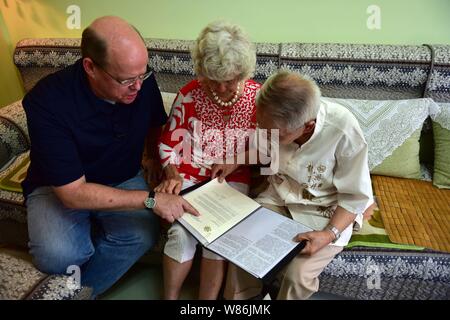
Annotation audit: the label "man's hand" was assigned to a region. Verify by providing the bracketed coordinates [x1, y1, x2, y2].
[142, 158, 163, 190]
[153, 192, 199, 223]
[211, 163, 240, 182]
[154, 176, 184, 195]
[294, 230, 335, 256]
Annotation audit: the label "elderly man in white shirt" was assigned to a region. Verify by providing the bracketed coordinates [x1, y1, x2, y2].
[212, 70, 373, 300]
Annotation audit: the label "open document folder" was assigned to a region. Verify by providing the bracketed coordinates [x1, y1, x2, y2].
[178, 178, 312, 282]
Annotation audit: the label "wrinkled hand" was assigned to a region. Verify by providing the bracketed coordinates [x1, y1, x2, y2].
[211, 163, 240, 183]
[154, 176, 184, 195]
[142, 158, 163, 190]
[153, 192, 200, 223]
[294, 230, 335, 256]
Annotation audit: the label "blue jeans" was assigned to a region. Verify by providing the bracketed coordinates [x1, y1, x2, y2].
[26, 171, 159, 297]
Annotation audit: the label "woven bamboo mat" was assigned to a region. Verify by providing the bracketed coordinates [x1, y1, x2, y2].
[371, 175, 450, 253]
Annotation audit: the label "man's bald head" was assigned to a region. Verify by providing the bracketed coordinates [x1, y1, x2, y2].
[81, 16, 146, 69]
[81, 16, 150, 104]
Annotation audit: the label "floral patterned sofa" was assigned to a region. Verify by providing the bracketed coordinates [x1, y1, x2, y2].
[1, 38, 449, 300]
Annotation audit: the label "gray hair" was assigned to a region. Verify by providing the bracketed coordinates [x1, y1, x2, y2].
[191, 20, 256, 81]
[256, 70, 321, 130]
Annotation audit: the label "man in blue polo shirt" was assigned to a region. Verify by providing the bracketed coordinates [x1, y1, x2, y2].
[22, 16, 198, 297]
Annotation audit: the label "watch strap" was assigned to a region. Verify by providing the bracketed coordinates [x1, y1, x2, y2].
[144, 190, 157, 209]
[325, 224, 341, 243]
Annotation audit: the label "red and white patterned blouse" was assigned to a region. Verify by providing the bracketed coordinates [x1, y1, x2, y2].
[159, 79, 261, 185]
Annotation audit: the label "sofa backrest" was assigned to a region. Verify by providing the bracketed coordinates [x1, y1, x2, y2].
[14, 39, 450, 103]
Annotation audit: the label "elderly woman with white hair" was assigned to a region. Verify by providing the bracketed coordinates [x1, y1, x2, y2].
[156, 20, 260, 300]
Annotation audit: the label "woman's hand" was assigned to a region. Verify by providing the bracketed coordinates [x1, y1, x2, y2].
[154, 165, 183, 195]
[294, 230, 335, 256]
[154, 176, 183, 195]
[142, 158, 163, 190]
[211, 163, 240, 182]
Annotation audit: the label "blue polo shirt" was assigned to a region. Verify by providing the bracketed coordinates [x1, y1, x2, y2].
[22, 59, 168, 198]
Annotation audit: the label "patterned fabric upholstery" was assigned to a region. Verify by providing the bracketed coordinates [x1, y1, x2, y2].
[319, 247, 450, 300]
[430, 45, 450, 102]
[0, 100, 29, 251]
[0, 113, 28, 158]
[13, 39, 450, 106]
[0, 100, 29, 141]
[2, 38, 450, 300]
[0, 150, 28, 247]
[0, 251, 92, 300]
[279, 43, 450, 103]
[16, 39, 450, 101]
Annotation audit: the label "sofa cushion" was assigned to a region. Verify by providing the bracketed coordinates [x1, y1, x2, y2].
[0, 152, 28, 247]
[0, 250, 92, 299]
[372, 175, 450, 253]
[0, 151, 29, 193]
[0, 114, 29, 159]
[279, 43, 435, 100]
[371, 128, 422, 179]
[432, 122, 450, 188]
[323, 97, 437, 178]
[319, 247, 450, 300]
[0, 100, 29, 140]
[432, 103, 450, 189]
[0, 250, 46, 299]
[347, 217, 424, 251]
[0, 151, 28, 202]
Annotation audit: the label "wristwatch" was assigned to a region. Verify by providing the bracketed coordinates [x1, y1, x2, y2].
[144, 190, 157, 210]
[325, 224, 341, 243]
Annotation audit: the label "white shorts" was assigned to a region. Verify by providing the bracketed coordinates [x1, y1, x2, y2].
[163, 179, 249, 263]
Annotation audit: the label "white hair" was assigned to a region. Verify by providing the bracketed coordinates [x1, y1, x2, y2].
[256, 70, 321, 130]
[191, 20, 256, 81]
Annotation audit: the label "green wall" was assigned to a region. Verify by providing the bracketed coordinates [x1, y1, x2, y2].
[1, 0, 450, 107]
[0, 9, 24, 108]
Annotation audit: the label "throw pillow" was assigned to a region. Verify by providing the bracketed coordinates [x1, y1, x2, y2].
[371, 128, 422, 179]
[432, 103, 450, 189]
[0, 151, 29, 193]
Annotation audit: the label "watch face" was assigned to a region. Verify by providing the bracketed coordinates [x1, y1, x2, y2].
[144, 197, 156, 209]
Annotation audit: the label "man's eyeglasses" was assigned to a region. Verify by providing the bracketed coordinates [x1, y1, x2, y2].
[92, 60, 152, 87]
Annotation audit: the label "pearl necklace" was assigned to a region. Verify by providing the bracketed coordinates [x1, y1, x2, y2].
[210, 82, 242, 107]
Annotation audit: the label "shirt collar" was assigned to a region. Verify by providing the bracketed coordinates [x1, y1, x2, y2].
[309, 102, 326, 142]
[295, 102, 325, 149]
